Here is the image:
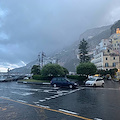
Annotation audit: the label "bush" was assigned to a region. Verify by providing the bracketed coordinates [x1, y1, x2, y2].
[77, 62, 97, 76]
[41, 63, 66, 77]
[67, 75, 87, 81]
[32, 75, 53, 81]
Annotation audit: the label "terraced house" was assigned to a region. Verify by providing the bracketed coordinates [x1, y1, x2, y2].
[91, 28, 120, 70]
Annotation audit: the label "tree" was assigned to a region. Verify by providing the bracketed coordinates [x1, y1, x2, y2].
[62, 67, 69, 75]
[41, 63, 68, 77]
[31, 65, 40, 75]
[79, 38, 90, 63]
[109, 68, 118, 78]
[76, 62, 97, 77]
[97, 68, 118, 78]
[96, 69, 106, 76]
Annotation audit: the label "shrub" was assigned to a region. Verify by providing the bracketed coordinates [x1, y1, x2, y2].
[67, 75, 87, 81]
[32, 75, 53, 81]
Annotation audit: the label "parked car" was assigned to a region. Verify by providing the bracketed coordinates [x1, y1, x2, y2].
[24, 77, 29, 80]
[85, 77, 104, 87]
[50, 77, 77, 88]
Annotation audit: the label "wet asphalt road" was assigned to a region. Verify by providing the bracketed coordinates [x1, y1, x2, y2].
[0, 80, 120, 120]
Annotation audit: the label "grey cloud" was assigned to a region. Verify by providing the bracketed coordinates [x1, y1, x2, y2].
[0, 0, 120, 68]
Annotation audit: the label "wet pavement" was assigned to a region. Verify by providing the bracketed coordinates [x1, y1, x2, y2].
[0, 80, 120, 120]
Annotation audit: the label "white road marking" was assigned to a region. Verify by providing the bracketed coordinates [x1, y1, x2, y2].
[39, 99, 46, 102]
[59, 109, 78, 115]
[17, 100, 27, 103]
[1, 96, 10, 99]
[45, 98, 51, 100]
[38, 89, 82, 102]
[42, 83, 50, 85]
[53, 87, 59, 90]
[53, 95, 59, 97]
[36, 104, 50, 108]
[11, 92, 34, 96]
[50, 96, 56, 99]
[43, 90, 51, 93]
[58, 93, 64, 96]
[94, 118, 103, 120]
[33, 102, 39, 104]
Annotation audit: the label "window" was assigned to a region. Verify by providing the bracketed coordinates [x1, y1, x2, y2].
[96, 79, 103, 81]
[106, 57, 108, 60]
[113, 63, 116, 67]
[113, 57, 115, 60]
[107, 49, 110, 53]
[105, 63, 109, 67]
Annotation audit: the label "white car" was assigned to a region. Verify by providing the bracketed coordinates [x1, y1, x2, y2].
[24, 77, 29, 80]
[85, 77, 104, 87]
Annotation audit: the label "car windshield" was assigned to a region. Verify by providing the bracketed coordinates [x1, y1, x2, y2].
[88, 78, 96, 81]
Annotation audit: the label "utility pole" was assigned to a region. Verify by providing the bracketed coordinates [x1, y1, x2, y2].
[41, 52, 46, 68]
[7, 68, 10, 78]
[38, 53, 41, 70]
[56, 59, 59, 64]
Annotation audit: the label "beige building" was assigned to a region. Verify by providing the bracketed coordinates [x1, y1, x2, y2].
[91, 39, 120, 70]
[102, 49, 120, 70]
[110, 28, 120, 51]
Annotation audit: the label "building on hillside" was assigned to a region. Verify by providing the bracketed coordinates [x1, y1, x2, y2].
[109, 28, 120, 54]
[91, 39, 120, 70]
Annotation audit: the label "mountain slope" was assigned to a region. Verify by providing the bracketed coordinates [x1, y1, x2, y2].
[56, 25, 111, 71]
[11, 22, 120, 73]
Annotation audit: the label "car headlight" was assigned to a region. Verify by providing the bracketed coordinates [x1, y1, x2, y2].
[74, 83, 77, 85]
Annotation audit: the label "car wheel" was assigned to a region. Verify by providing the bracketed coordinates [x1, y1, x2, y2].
[69, 85, 73, 89]
[53, 84, 57, 87]
[93, 84, 96, 87]
[101, 83, 104, 87]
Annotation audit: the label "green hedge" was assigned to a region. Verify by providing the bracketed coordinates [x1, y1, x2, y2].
[32, 75, 87, 81]
[67, 75, 87, 81]
[32, 75, 53, 81]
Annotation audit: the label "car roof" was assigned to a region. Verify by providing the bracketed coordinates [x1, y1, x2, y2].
[89, 77, 103, 80]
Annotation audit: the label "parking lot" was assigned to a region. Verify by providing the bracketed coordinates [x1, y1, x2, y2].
[0, 81, 120, 120]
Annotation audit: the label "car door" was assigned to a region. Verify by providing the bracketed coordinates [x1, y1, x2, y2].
[96, 79, 102, 86]
[57, 78, 62, 86]
[61, 78, 68, 87]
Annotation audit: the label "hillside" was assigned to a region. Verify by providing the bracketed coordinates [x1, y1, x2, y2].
[11, 20, 120, 73]
[54, 25, 111, 72]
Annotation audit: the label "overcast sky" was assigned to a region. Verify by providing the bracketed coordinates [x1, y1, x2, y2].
[0, 0, 120, 72]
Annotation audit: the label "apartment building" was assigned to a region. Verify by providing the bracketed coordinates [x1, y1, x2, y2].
[91, 39, 120, 70]
[109, 29, 120, 54]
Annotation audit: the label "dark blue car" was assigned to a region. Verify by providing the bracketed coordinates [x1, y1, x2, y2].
[50, 77, 77, 88]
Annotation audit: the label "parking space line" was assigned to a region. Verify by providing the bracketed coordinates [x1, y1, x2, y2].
[39, 99, 46, 102]
[17, 100, 27, 103]
[11, 91, 34, 96]
[0, 97, 93, 120]
[59, 109, 78, 115]
[94, 118, 102, 120]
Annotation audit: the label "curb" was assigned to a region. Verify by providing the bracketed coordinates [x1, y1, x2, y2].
[17, 81, 51, 86]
